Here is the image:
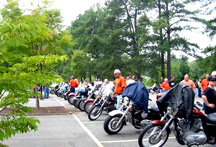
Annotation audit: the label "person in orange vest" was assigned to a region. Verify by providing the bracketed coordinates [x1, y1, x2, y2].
[161, 78, 170, 94]
[201, 74, 210, 91]
[69, 76, 79, 93]
[33, 85, 37, 98]
[112, 69, 126, 109]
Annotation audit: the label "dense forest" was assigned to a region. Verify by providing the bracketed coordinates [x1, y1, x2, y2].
[56, 0, 216, 85]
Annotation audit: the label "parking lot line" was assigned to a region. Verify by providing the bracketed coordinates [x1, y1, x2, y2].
[83, 121, 104, 124]
[73, 114, 104, 147]
[100, 136, 176, 144]
[53, 96, 65, 107]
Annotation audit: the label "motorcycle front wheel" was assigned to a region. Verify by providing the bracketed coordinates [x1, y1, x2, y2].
[84, 102, 94, 114]
[104, 115, 124, 135]
[88, 105, 103, 121]
[68, 96, 75, 105]
[138, 124, 169, 147]
[78, 99, 86, 111]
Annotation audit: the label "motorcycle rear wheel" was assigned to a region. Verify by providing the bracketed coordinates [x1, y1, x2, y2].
[88, 105, 103, 121]
[104, 115, 124, 135]
[138, 124, 169, 147]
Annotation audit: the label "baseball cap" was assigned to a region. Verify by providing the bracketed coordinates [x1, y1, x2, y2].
[114, 69, 121, 74]
[208, 76, 216, 82]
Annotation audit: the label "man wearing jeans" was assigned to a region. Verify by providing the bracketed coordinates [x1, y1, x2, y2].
[112, 69, 126, 109]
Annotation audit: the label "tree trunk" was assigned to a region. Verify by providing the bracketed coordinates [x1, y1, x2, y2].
[36, 96, 40, 108]
[158, 0, 165, 78]
[165, 1, 171, 79]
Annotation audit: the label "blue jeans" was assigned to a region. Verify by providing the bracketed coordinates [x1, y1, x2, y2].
[116, 94, 122, 109]
[44, 87, 49, 98]
[196, 88, 199, 97]
[70, 87, 75, 93]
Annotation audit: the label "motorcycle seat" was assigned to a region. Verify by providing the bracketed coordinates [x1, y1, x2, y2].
[206, 113, 216, 124]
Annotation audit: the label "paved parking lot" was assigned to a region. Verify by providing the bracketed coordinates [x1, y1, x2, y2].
[2, 94, 214, 147]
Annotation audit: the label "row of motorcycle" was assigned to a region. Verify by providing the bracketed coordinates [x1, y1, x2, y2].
[53, 81, 216, 147]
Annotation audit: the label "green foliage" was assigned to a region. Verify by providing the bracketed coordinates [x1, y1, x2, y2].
[0, 1, 70, 141]
[71, 50, 91, 79]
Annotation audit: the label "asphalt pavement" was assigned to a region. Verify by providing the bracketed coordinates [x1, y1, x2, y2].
[2, 93, 214, 147]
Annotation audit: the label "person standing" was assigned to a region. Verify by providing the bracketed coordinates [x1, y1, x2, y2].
[195, 79, 201, 98]
[202, 76, 216, 114]
[112, 69, 126, 109]
[159, 77, 164, 93]
[169, 76, 176, 88]
[69, 76, 79, 93]
[181, 74, 196, 93]
[211, 71, 216, 90]
[126, 76, 135, 86]
[44, 82, 49, 99]
[201, 74, 210, 91]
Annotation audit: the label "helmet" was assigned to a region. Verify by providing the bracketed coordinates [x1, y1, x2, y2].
[70, 76, 74, 79]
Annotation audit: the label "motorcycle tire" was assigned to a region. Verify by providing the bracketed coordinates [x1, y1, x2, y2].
[88, 105, 103, 121]
[84, 102, 94, 114]
[73, 99, 79, 109]
[68, 96, 75, 105]
[138, 123, 169, 147]
[64, 95, 68, 100]
[78, 99, 85, 111]
[104, 114, 124, 135]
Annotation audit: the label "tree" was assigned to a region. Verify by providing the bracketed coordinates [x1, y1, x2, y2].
[0, 1, 69, 141]
[194, 0, 216, 73]
[71, 50, 91, 80]
[151, 0, 199, 79]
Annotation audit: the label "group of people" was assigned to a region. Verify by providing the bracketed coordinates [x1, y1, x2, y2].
[159, 76, 176, 93]
[159, 71, 216, 115]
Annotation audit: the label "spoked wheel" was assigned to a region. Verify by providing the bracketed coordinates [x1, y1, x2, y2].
[84, 102, 94, 114]
[138, 124, 169, 147]
[104, 115, 124, 135]
[78, 99, 86, 111]
[68, 96, 75, 105]
[88, 105, 103, 121]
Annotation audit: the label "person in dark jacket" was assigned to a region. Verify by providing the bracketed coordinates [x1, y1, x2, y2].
[202, 76, 216, 114]
[169, 76, 176, 88]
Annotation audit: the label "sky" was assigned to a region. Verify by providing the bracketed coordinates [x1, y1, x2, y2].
[0, 0, 215, 60]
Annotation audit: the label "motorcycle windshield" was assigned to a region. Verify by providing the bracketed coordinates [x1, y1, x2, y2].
[156, 82, 195, 120]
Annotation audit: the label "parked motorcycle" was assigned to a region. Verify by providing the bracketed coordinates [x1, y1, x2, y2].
[88, 82, 115, 121]
[103, 97, 161, 135]
[138, 83, 216, 147]
[83, 83, 108, 114]
[67, 84, 88, 107]
[77, 84, 96, 111]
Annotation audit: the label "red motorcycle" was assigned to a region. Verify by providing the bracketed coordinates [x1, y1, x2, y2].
[138, 83, 216, 147]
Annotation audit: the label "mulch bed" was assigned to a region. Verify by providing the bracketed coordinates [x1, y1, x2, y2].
[0, 106, 79, 116]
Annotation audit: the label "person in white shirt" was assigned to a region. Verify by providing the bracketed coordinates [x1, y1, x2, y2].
[126, 76, 135, 86]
